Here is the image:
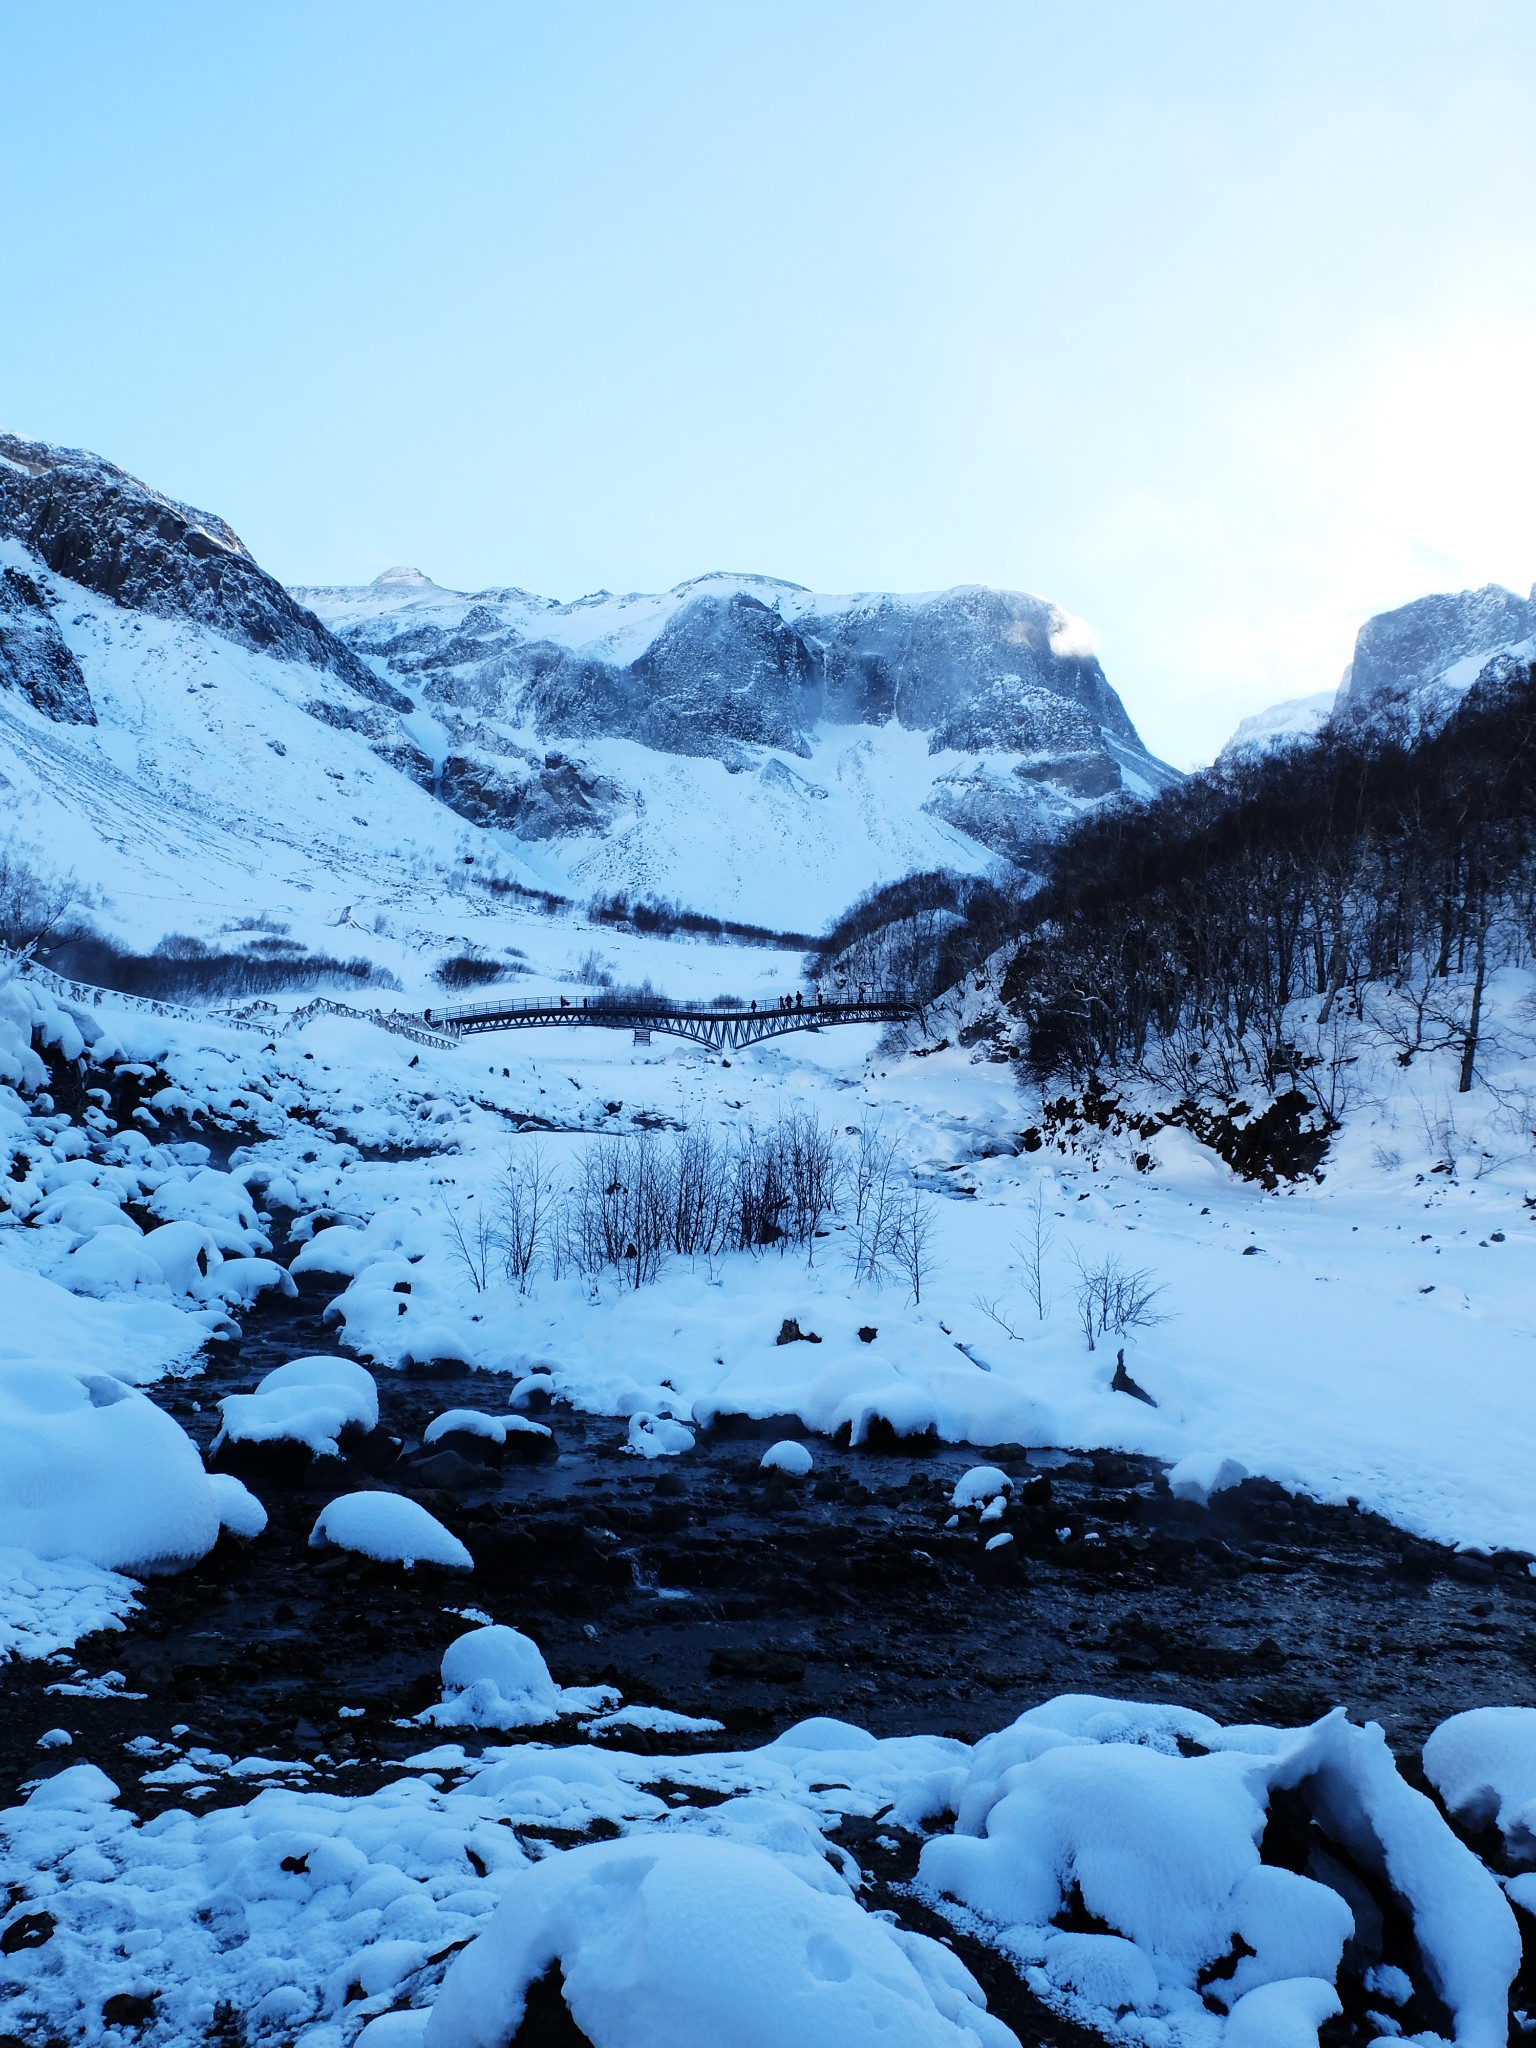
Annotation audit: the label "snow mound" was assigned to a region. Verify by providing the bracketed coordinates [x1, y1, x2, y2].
[761, 1440, 813, 1477]
[216, 1355, 379, 1458]
[1168, 1452, 1249, 1506]
[0, 1361, 219, 1573]
[207, 1473, 268, 1541]
[1424, 1706, 1536, 1864]
[419, 1625, 560, 1730]
[952, 1465, 1012, 1509]
[626, 1413, 695, 1459]
[423, 1834, 1018, 2048]
[309, 1493, 472, 1571]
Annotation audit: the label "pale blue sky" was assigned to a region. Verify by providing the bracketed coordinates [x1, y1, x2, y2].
[4, 2, 1535, 763]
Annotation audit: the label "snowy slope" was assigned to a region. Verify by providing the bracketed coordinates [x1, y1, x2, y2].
[1217, 690, 1336, 763]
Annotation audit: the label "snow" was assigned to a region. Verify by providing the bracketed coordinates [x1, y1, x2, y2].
[423, 1834, 1017, 2048]
[0, 1361, 220, 1572]
[423, 1409, 510, 1447]
[625, 1412, 696, 1459]
[921, 1697, 1519, 2046]
[207, 1472, 268, 1540]
[760, 1439, 813, 1476]
[0, 1548, 137, 1663]
[1423, 1706, 1536, 1862]
[217, 1356, 379, 1459]
[1168, 1452, 1250, 1506]
[952, 1465, 1012, 1509]
[421, 1626, 560, 1730]
[309, 1493, 473, 1571]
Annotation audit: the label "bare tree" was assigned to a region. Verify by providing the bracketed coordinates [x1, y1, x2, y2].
[890, 1183, 938, 1305]
[497, 1139, 557, 1291]
[1016, 1182, 1055, 1320]
[848, 1120, 901, 1286]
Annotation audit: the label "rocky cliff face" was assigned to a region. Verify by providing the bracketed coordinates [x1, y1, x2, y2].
[0, 565, 95, 724]
[1335, 582, 1536, 726]
[302, 570, 1175, 859]
[0, 434, 404, 709]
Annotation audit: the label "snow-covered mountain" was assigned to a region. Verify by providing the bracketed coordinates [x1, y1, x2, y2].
[298, 567, 1177, 903]
[0, 432, 1173, 939]
[1335, 581, 1536, 726]
[1217, 690, 1335, 765]
[1218, 578, 1536, 763]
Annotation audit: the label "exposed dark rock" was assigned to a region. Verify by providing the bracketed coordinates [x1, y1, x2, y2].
[0, 434, 407, 709]
[1335, 581, 1536, 724]
[0, 566, 94, 723]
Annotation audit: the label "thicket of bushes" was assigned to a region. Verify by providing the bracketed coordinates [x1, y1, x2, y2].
[446, 1114, 934, 1299]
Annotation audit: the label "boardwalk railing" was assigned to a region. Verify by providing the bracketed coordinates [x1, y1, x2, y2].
[426, 989, 923, 1053]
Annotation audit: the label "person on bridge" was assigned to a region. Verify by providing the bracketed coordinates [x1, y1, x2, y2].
[560, 996, 570, 1008]
[794, 990, 803, 1010]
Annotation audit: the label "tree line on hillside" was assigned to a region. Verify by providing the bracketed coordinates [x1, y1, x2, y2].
[991, 662, 1536, 1100]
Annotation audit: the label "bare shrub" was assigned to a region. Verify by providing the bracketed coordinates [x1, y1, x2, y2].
[442, 1192, 496, 1294]
[1070, 1250, 1168, 1351]
[564, 1134, 670, 1287]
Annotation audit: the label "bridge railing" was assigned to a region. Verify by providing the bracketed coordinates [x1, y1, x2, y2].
[429, 988, 919, 1023]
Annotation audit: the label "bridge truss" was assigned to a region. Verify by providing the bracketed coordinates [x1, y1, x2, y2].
[424, 991, 921, 1053]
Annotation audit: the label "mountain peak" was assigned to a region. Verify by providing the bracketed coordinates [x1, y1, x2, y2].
[370, 565, 443, 592]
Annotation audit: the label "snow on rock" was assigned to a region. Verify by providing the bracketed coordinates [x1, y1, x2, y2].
[207, 1473, 268, 1541]
[424, 1409, 510, 1447]
[418, 1625, 561, 1730]
[422, 1834, 1018, 2048]
[832, 1379, 940, 1446]
[1424, 1706, 1536, 1863]
[952, 1465, 1012, 1509]
[760, 1440, 813, 1477]
[921, 1696, 1519, 2047]
[310, 1491, 473, 1571]
[625, 1412, 696, 1459]
[1168, 1452, 1250, 1506]
[0, 1362, 220, 1573]
[215, 1355, 379, 1459]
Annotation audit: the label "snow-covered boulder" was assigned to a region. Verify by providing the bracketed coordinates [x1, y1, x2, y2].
[761, 1440, 813, 1477]
[952, 1465, 1011, 1510]
[419, 1624, 561, 1730]
[0, 1362, 220, 1572]
[423, 1834, 1017, 2048]
[626, 1413, 695, 1459]
[309, 1492, 472, 1571]
[1424, 1706, 1536, 1864]
[920, 1697, 1519, 2048]
[214, 1355, 379, 1463]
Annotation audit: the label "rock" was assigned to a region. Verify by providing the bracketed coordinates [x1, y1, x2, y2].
[0, 432, 404, 707]
[706, 1646, 806, 1683]
[775, 1318, 821, 1346]
[0, 1910, 54, 1954]
[0, 566, 94, 722]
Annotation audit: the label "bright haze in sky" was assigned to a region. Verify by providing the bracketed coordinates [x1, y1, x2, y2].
[3, 1, 1535, 766]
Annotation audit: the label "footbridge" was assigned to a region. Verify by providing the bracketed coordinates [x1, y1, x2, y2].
[424, 989, 922, 1054]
